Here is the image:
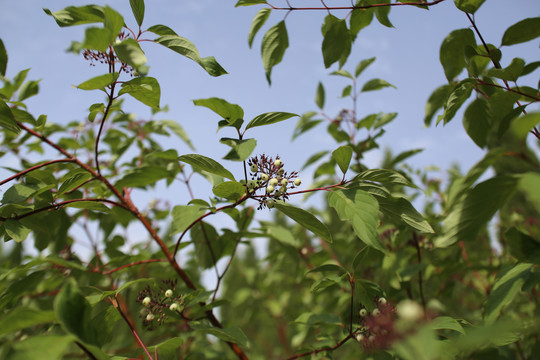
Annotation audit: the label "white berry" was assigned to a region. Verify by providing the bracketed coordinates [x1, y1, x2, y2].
[165, 289, 173, 298]
[146, 313, 155, 321]
[169, 303, 179, 311]
[274, 159, 282, 167]
[142, 297, 151, 306]
[280, 178, 288, 186]
[266, 185, 275, 193]
[359, 308, 368, 317]
[260, 173, 269, 181]
[269, 178, 278, 186]
[294, 178, 301, 186]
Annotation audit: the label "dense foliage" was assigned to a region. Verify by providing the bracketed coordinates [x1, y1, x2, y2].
[1, 1, 539, 359]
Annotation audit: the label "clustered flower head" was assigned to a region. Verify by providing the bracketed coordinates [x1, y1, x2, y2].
[355, 297, 400, 351]
[82, 31, 134, 76]
[136, 279, 184, 330]
[247, 154, 301, 210]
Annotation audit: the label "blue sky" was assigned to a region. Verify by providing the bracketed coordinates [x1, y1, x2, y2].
[0, 1, 538, 256]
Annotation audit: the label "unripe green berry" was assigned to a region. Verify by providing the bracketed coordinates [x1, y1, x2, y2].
[269, 178, 278, 186]
[378, 297, 387, 305]
[278, 168, 285, 175]
[266, 199, 275, 208]
[169, 303, 179, 311]
[247, 180, 257, 190]
[142, 297, 151, 306]
[280, 178, 288, 186]
[274, 159, 282, 167]
[266, 185, 275, 193]
[165, 289, 173, 298]
[250, 163, 258, 172]
[146, 313, 155, 321]
[294, 178, 301, 186]
[279, 186, 287, 194]
[260, 173, 269, 181]
[359, 308, 368, 317]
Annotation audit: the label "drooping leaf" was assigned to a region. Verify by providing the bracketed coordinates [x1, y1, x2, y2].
[462, 97, 490, 148]
[212, 181, 245, 201]
[322, 16, 351, 68]
[454, 0, 485, 14]
[0, 38, 7, 76]
[0, 98, 20, 135]
[484, 263, 532, 324]
[487, 57, 525, 81]
[374, 0, 393, 28]
[193, 97, 244, 128]
[113, 38, 148, 71]
[103, 6, 124, 43]
[81, 27, 110, 51]
[43, 5, 105, 27]
[328, 189, 385, 253]
[435, 176, 519, 247]
[350, 6, 374, 36]
[361, 78, 396, 92]
[429, 316, 465, 334]
[220, 138, 257, 161]
[76, 73, 119, 91]
[248, 8, 271, 48]
[439, 28, 476, 82]
[261, 21, 289, 84]
[153, 35, 227, 76]
[440, 79, 474, 125]
[171, 205, 206, 235]
[235, 0, 268, 5]
[0, 307, 56, 336]
[115, 165, 171, 188]
[356, 169, 417, 188]
[331, 69, 353, 79]
[501, 17, 540, 46]
[7, 335, 73, 359]
[178, 154, 235, 181]
[377, 194, 434, 233]
[18, 80, 40, 101]
[146, 24, 177, 36]
[315, 82, 325, 109]
[194, 324, 248, 347]
[505, 228, 540, 264]
[264, 223, 301, 247]
[274, 202, 333, 243]
[424, 84, 453, 126]
[331, 145, 353, 175]
[245, 112, 297, 130]
[129, 0, 145, 26]
[118, 76, 160, 108]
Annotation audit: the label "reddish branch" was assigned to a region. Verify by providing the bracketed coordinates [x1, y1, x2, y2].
[0, 158, 76, 186]
[101, 259, 168, 275]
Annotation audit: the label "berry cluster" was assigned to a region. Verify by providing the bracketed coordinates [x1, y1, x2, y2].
[355, 297, 399, 351]
[246, 155, 301, 209]
[136, 279, 184, 330]
[82, 31, 134, 76]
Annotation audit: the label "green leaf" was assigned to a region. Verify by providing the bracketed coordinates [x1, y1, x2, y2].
[328, 189, 385, 253]
[220, 138, 257, 161]
[115, 165, 171, 188]
[0, 38, 7, 76]
[332, 145, 353, 175]
[248, 8, 271, 48]
[261, 21, 289, 84]
[236, 0, 268, 5]
[178, 154, 235, 181]
[43, 5, 105, 27]
[147, 337, 184, 359]
[424, 84, 453, 126]
[484, 263, 532, 324]
[199, 325, 248, 347]
[129, 0, 145, 26]
[274, 202, 332, 243]
[440, 79, 474, 125]
[171, 205, 206, 234]
[113, 39, 148, 71]
[435, 176, 519, 247]
[374, 0, 393, 28]
[356, 169, 417, 188]
[429, 316, 465, 334]
[306, 263, 348, 275]
[341, 85, 352, 98]
[8, 335, 73, 359]
[505, 228, 540, 264]
[82, 27, 110, 51]
[355, 57, 376, 78]
[212, 181, 245, 201]
[146, 24, 177, 36]
[322, 16, 351, 68]
[193, 97, 244, 128]
[0, 307, 56, 336]
[64, 201, 111, 213]
[18, 80, 40, 101]
[350, 7, 374, 36]
[76, 73, 119, 91]
[54, 278, 99, 345]
[510, 112, 540, 140]
[463, 97, 490, 148]
[454, 0, 485, 14]
[361, 78, 396, 92]
[377, 195, 434, 233]
[0, 98, 20, 135]
[501, 17, 540, 46]
[302, 150, 329, 169]
[245, 111, 297, 131]
[4, 220, 31, 243]
[310, 274, 343, 293]
[295, 312, 342, 326]
[315, 82, 325, 109]
[487, 57, 525, 81]
[154, 35, 227, 76]
[439, 28, 476, 82]
[161, 119, 195, 150]
[57, 169, 93, 197]
[118, 76, 160, 109]
[103, 6, 124, 43]
[331, 69, 353, 79]
[518, 172, 540, 215]
[264, 223, 300, 247]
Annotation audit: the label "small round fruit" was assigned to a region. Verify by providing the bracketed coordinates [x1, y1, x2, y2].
[266, 199, 275, 208]
[260, 173, 269, 181]
[372, 308, 381, 316]
[280, 178, 288, 186]
[378, 297, 387, 305]
[274, 159, 282, 167]
[355, 334, 364, 343]
[165, 289, 173, 298]
[278, 168, 285, 175]
[359, 308, 368, 317]
[279, 186, 287, 194]
[146, 313, 155, 321]
[269, 178, 279, 186]
[294, 178, 301, 186]
[250, 163, 258, 172]
[266, 185, 275, 193]
[169, 303, 179, 311]
[247, 180, 257, 189]
[142, 297, 151, 306]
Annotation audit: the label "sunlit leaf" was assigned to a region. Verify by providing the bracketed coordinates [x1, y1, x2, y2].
[118, 76, 160, 109]
[129, 0, 145, 26]
[261, 21, 288, 84]
[274, 202, 332, 243]
[245, 112, 297, 130]
[178, 154, 235, 181]
[212, 181, 245, 201]
[501, 17, 540, 46]
[439, 28, 476, 82]
[248, 8, 271, 48]
[76, 73, 119, 91]
[43, 5, 105, 27]
[331, 145, 353, 175]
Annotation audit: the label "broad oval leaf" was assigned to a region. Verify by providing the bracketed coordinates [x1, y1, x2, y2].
[178, 154, 235, 181]
[261, 21, 289, 84]
[245, 112, 298, 131]
[118, 76, 160, 109]
[331, 145, 353, 175]
[113, 38, 148, 71]
[439, 28, 476, 82]
[462, 97, 490, 148]
[212, 181, 245, 201]
[501, 17, 540, 46]
[129, 0, 145, 26]
[0, 98, 20, 135]
[193, 97, 244, 128]
[171, 205, 207, 234]
[274, 202, 332, 243]
[43, 5, 105, 27]
[315, 82, 325, 109]
[361, 78, 396, 92]
[248, 8, 271, 48]
[220, 137, 257, 161]
[76, 73, 119, 91]
[454, 0, 485, 14]
[322, 16, 351, 68]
